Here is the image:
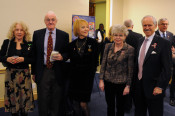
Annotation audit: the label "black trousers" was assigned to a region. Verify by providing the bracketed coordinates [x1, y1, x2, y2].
[37, 67, 63, 116]
[104, 81, 126, 116]
[133, 79, 163, 116]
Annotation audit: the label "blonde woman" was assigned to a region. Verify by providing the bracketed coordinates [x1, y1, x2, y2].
[68, 19, 99, 116]
[0, 21, 34, 116]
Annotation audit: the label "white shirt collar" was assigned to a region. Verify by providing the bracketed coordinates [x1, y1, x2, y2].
[46, 28, 56, 34]
[158, 30, 166, 37]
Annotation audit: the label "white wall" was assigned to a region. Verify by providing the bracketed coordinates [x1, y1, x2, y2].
[112, 0, 123, 25]
[0, 0, 89, 69]
[112, 0, 175, 35]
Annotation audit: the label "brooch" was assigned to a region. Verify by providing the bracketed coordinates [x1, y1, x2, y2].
[88, 45, 92, 52]
[151, 43, 157, 49]
[28, 43, 32, 50]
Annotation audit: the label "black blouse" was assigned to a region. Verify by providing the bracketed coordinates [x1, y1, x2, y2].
[0, 38, 33, 69]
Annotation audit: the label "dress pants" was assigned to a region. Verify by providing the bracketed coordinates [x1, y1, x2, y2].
[104, 80, 126, 116]
[37, 67, 63, 116]
[133, 79, 163, 116]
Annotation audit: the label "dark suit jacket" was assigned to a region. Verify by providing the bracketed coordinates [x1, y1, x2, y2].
[155, 30, 174, 45]
[126, 30, 143, 49]
[133, 34, 172, 99]
[31, 28, 69, 85]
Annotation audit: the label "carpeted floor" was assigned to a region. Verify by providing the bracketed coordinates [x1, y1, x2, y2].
[1, 73, 175, 116]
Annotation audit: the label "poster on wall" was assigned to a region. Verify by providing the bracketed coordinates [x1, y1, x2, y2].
[72, 15, 95, 41]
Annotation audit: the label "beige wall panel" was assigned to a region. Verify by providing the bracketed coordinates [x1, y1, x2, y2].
[112, 0, 123, 25]
[123, 0, 175, 35]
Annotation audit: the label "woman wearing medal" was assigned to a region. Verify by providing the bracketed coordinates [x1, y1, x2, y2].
[67, 19, 99, 116]
[0, 21, 34, 116]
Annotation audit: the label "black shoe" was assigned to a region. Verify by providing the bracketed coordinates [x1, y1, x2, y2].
[169, 99, 175, 106]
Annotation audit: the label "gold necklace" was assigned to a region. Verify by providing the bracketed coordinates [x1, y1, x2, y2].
[76, 38, 87, 51]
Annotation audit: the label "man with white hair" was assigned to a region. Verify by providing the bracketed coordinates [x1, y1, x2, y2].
[124, 19, 143, 49]
[132, 15, 172, 116]
[32, 11, 69, 116]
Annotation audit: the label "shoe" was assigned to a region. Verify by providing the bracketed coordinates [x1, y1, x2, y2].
[169, 99, 175, 106]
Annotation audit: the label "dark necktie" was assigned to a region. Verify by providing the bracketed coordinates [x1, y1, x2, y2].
[163, 32, 166, 38]
[46, 32, 53, 69]
[138, 38, 148, 80]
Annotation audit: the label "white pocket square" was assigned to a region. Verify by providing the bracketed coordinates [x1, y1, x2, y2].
[151, 51, 157, 54]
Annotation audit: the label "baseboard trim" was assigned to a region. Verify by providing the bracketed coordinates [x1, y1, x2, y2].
[0, 68, 5, 74]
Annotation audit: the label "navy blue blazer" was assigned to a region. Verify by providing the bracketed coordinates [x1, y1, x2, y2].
[31, 28, 69, 85]
[133, 34, 172, 98]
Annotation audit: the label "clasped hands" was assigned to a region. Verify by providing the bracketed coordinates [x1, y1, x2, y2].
[7, 57, 24, 64]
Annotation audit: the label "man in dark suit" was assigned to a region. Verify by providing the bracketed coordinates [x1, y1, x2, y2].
[155, 18, 175, 106]
[132, 15, 172, 116]
[123, 19, 143, 112]
[124, 19, 143, 49]
[31, 11, 69, 116]
[155, 18, 174, 44]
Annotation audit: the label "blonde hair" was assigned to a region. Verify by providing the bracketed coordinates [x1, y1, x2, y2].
[73, 19, 88, 37]
[108, 26, 113, 42]
[7, 21, 31, 41]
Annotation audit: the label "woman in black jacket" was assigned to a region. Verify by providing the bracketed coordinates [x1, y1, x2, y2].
[68, 19, 99, 116]
[0, 21, 34, 116]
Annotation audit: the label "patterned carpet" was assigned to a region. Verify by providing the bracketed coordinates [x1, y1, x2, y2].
[1, 73, 175, 116]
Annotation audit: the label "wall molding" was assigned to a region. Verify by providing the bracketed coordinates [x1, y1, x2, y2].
[0, 68, 5, 74]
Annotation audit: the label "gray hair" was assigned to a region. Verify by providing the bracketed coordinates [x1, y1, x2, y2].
[124, 19, 133, 27]
[141, 15, 157, 26]
[111, 24, 129, 36]
[44, 11, 58, 21]
[158, 18, 169, 25]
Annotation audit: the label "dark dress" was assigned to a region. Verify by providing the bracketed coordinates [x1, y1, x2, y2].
[68, 37, 99, 102]
[0, 38, 34, 113]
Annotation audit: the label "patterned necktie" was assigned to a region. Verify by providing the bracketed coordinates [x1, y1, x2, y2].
[46, 32, 53, 69]
[138, 38, 148, 80]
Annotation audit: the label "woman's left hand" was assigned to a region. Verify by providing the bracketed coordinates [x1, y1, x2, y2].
[123, 86, 130, 95]
[15, 57, 24, 63]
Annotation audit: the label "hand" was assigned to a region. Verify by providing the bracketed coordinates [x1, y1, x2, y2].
[32, 75, 35, 82]
[15, 57, 24, 63]
[7, 57, 16, 64]
[99, 80, 104, 91]
[153, 87, 162, 95]
[52, 53, 63, 61]
[123, 86, 130, 95]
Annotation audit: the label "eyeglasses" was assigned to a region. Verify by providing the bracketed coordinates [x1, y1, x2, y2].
[161, 23, 169, 26]
[112, 34, 124, 37]
[45, 18, 56, 22]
